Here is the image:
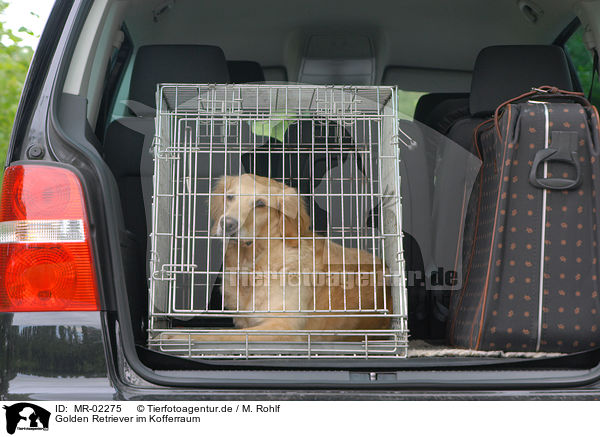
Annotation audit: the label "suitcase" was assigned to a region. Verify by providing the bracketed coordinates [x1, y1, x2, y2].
[448, 86, 600, 352]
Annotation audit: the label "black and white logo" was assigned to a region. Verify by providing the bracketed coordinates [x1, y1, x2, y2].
[3, 403, 50, 435]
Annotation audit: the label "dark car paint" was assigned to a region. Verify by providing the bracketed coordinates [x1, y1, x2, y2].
[0, 312, 115, 400]
[3, 311, 600, 400]
[4, 0, 600, 398]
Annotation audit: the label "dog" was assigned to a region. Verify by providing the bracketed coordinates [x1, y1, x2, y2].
[165, 173, 392, 343]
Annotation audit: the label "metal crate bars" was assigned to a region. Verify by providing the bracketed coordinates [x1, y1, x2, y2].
[148, 84, 408, 359]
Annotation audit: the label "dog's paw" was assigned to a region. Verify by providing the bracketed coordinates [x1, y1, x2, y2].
[157, 333, 192, 343]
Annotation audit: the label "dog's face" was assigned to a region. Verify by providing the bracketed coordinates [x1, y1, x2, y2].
[210, 174, 309, 244]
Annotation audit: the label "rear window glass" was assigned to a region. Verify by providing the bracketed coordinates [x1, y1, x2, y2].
[397, 90, 427, 118]
[565, 26, 600, 107]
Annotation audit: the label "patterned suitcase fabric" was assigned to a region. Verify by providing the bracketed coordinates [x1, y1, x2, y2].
[449, 89, 600, 352]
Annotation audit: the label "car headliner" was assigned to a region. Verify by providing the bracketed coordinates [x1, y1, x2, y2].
[124, 0, 576, 78]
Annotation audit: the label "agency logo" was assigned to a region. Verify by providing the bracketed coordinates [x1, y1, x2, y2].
[3, 403, 50, 435]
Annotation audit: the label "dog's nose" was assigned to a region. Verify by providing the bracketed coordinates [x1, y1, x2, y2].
[221, 216, 238, 235]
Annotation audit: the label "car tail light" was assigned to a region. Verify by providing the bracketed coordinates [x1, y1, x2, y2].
[0, 165, 99, 312]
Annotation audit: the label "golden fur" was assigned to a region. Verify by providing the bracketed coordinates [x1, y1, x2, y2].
[167, 174, 392, 342]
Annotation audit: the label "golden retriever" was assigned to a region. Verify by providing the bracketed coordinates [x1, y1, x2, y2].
[166, 173, 392, 343]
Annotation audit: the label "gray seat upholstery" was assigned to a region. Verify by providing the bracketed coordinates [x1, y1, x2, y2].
[414, 92, 470, 135]
[468, 45, 574, 118]
[104, 44, 229, 239]
[227, 60, 265, 83]
[448, 45, 574, 150]
[128, 45, 229, 113]
[104, 45, 230, 308]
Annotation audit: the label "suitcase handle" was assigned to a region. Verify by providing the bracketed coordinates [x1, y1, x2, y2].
[529, 131, 583, 190]
[494, 86, 590, 143]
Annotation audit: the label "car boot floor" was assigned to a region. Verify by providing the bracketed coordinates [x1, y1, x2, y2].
[407, 340, 564, 358]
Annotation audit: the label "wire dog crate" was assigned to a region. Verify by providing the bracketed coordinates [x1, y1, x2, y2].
[148, 84, 408, 359]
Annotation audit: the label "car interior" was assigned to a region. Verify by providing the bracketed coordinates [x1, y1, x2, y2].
[53, 0, 600, 373]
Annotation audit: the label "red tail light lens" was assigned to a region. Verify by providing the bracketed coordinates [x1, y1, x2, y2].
[0, 165, 99, 312]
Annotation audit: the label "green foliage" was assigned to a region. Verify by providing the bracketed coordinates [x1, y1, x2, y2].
[0, 0, 34, 180]
[251, 112, 304, 142]
[397, 90, 426, 119]
[566, 26, 600, 107]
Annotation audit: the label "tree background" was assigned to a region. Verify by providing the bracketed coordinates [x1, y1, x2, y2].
[566, 26, 600, 107]
[0, 0, 34, 183]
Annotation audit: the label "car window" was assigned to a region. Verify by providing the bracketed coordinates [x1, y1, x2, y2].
[397, 90, 427, 119]
[565, 26, 600, 107]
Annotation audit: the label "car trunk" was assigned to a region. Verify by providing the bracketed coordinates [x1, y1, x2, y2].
[46, 0, 600, 388]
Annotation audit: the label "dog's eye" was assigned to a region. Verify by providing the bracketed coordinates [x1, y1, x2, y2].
[255, 199, 266, 208]
[226, 195, 233, 201]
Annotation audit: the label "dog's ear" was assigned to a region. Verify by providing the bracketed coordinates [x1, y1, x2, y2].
[276, 185, 310, 246]
[210, 176, 227, 234]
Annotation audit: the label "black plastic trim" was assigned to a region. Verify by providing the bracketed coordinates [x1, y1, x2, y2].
[137, 344, 600, 371]
[95, 24, 133, 142]
[554, 17, 585, 93]
[554, 17, 581, 46]
[6, 0, 74, 167]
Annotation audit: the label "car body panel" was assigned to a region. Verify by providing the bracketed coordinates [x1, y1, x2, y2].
[0, 312, 116, 400]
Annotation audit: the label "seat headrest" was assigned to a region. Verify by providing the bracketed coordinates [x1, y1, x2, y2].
[130, 45, 229, 113]
[228, 61, 266, 83]
[470, 45, 574, 117]
[414, 92, 469, 124]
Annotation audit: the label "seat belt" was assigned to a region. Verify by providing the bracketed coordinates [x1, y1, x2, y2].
[588, 49, 598, 102]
